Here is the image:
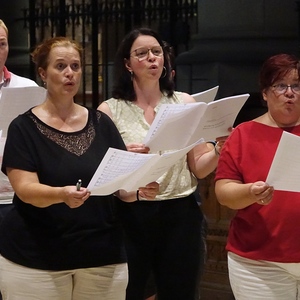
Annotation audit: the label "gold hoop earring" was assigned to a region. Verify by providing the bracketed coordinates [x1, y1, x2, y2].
[129, 70, 134, 81]
[160, 66, 167, 78]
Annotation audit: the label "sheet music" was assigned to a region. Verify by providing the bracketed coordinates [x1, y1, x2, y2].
[87, 139, 204, 195]
[191, 86, 219, 103]
[0, 86, 46, 137]
[144, 93, 249, 152]
[266, 131, 300, 192]
[89, 148, 157, 191]
[144, 102, 207, 150]
[189, 94, 249, 142]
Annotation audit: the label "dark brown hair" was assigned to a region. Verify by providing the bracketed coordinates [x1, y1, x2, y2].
[111, 28, 175, 101]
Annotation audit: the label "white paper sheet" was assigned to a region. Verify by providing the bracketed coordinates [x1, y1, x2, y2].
[191, 86, 219, 103]
[87, 139, 204, 195]
[266, 131, 300, 192]
[0, 86, 46, 137]
[143, 93, 249, 152]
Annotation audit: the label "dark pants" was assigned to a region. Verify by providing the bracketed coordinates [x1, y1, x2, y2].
[144, 215, 207, 300]
[118, 195, 203, 300]
[195, 215, 208, 300]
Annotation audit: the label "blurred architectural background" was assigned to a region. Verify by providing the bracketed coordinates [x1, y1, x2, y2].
[2, 0, 198, 107]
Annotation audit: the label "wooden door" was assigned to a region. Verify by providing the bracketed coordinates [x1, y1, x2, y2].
[198, 173, 236, 300]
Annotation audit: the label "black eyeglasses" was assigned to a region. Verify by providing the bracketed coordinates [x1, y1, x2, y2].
[272, 83, 300, 95]
[130, 46, 163, 61]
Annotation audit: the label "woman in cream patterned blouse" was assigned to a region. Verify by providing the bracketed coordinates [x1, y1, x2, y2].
[98, 27, 228, 300]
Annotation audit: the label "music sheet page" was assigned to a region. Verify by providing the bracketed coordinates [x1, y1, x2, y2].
[144, 93, 249, 152]
[266, 131, 300, 192]
[87, 139, 203, 195]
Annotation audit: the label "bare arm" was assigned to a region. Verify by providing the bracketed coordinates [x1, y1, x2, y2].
[187, 142, 219, 179]
[7, 168, 91, 208]
[187, 134, 229, 179]
[215, 179, 274, 210]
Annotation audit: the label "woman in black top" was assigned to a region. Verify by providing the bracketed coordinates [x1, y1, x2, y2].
[0, 36, 158, 300]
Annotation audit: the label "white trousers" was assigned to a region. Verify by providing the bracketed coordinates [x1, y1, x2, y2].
[0, 255, 128, 300]
[228, 251, 300, 300]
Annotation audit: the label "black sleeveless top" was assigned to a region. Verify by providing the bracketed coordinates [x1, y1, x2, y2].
[0, 108, 127, 270]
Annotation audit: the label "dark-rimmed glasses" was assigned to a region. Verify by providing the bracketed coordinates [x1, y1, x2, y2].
[272, 83, 300, 95]
[130, 46, 163, 61]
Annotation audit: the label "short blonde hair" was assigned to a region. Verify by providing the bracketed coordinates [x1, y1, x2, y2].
[0, 19, 8, 37]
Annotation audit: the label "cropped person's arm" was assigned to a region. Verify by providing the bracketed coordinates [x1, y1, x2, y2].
[187, 142, 219, 179]
[215, 179, 274, 210]
[7, 168, 90, 208]
[187, 137, 228, 179]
